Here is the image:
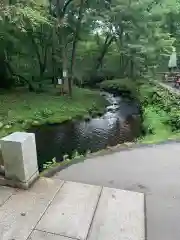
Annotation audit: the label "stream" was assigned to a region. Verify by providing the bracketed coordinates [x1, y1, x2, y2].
[30, 92, 141, 171]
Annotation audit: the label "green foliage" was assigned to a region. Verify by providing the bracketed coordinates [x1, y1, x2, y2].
[0, 0, 176, 91]
[99, 79, 137, 98]
[0, 86, 106, 138]
[139, 104, 179, 144]
[139, 82, 180, 131]
[139, 81, 180, 143]
[43, 157, 56, 170]
[42, 150, 87, 171]
[1, 0, 180, 146]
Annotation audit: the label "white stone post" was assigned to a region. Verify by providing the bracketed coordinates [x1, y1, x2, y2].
[0, 132, 39, 189]
[0, 144, 3, 166]
[0, 144, 4, 175]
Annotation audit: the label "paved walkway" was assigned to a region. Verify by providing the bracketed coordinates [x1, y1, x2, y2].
[54, 142, 180, 240]
[155, 78, 180, 96]
[158, 81, 180, 95]
[0, 178, 144, 240]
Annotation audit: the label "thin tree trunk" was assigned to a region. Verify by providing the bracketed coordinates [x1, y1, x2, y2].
[51, 38, 57, 87]
[94, 35, 114, 72]
[28, 28, 50, 90]
[55, 0, 74, 95]
[6, 61, 35, 91]
[49, 0, 57, 87]
[169, 13, 175, 37]
[0, 51, 9, 88]
[62, 33, 69, 94]
[130, 58, 134, 78]
[69, 0, 84, 96]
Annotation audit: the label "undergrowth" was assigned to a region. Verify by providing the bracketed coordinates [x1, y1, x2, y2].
[139, 81, 180, 143]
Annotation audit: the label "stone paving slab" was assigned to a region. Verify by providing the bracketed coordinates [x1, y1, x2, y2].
[0, 186, 15, 206]
[146, 194, 180, 240]
[88, 187, 144, 240]
[36, 181, 102, 240]
[53, 142, 180, 240]
[0, 178, 64, 240]
[29, 230, 71, 240]
[0, 179, 145, 240]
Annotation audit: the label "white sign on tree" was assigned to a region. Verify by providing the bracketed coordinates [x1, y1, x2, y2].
[58, 78, 62, 85]
[63, 70, 67, 77]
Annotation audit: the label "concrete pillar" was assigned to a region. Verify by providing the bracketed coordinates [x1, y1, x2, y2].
[0, 132, 39, 189]
[0, 144, 4, 166]
[0, 144, 5, 175]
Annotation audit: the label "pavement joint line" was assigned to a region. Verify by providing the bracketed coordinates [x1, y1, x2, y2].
[144, 194, 148, 240]
[34, 229, 80, 240]
[85, 186, 103, 240]
[0, 188, 17, 208]
[26, 180, 65, 240]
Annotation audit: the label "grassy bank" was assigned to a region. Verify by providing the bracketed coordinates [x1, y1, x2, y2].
[139, 105, 180, 144]
[99, 78, 180, 144]
[0, 86, 106, 138]
[139, 82, 180, 143]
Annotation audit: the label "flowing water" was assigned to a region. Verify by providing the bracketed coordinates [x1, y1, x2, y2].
[30, 92, 141, 171]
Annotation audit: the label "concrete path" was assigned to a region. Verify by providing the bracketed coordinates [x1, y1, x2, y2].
[158, 81, 180, 95]
[54, 142, 180, 240]
[0, 178, 144, 240]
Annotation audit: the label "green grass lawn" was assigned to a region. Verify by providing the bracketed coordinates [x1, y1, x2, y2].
[0, 86, 106, 138]
[139, 105, 180, 144]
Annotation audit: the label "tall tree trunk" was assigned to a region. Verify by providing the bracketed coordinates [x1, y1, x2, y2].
[94, 35, 114, 73]
[62, 32, 69, 94]
[6, 61, 35, 91]
[0, 50, 14, 89]
[117, 25, 125, 76]
[130, 58, 134, 79]
[169, 13, 175, 37]
[49, 0, 57, 87]
[28, 28, 49, 90]
[0, 52, 8, 88]
[69, 0, 84, 96]
[51, 29, 57, 87]
[55, 0, 74, 95]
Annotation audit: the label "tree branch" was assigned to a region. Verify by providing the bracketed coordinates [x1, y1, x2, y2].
[70, 0, 84, 75]
[6, 61, 35, 90]
[62, 0, 74, 14]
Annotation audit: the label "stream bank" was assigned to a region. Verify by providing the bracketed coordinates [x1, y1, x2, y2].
[30, 92, 141, 171]
[0, 86, 106, 138]
[138, 81, 180, 143]
[99, 78, 180, 144]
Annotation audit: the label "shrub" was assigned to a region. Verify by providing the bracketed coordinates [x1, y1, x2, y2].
[139, 81, 180, 131]
[99, 78, 137, 98]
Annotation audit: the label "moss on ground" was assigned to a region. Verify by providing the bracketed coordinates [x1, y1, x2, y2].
[0, 86, 106, 138]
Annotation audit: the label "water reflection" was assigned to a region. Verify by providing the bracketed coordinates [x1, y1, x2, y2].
[30, 92, 141, 171]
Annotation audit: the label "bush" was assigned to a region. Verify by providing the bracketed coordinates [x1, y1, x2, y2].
[99, 78, 137, 98]
[139, 81, 180, 132]
[139, 105, 173, 143]
[81, 70, 115, 88]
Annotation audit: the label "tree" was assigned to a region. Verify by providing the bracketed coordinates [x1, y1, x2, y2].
[0, 0, 52, 90]
[0, 0, 176, 92]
